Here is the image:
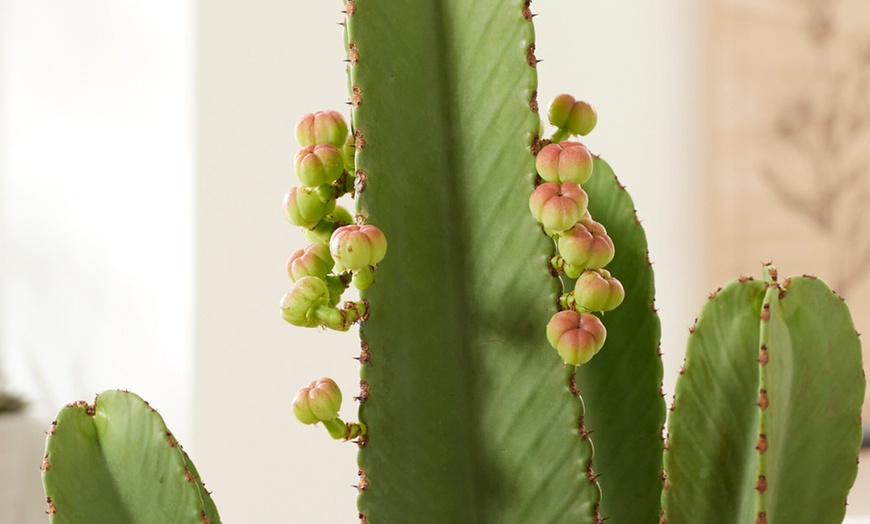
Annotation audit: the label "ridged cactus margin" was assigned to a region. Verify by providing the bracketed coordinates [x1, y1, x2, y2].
[662, 267, 865, 524]
[40, 390, 220, 524]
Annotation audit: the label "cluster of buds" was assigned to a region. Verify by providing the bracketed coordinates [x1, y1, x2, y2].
[283, 110, 385, 443]
[280, 110, 388, 332]
[533, 95, 625, 367]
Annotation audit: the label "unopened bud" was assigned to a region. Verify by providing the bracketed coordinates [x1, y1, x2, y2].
[536, 141, 594, 185]
[280, 276, 331, 327]
[529, 182, 588, 233]
[548, 94, 576, 129]
[567, 100, 597, 136]
[295, 110, 349, 149]
[558, 218, 615, 269]
[295, 144, 344, 187]
[286, 242, 334, 282]
[573, 269, 624, 312]
[283, 186, 336, 229]
[292, 378, 342, 425]
[546, 310, 607, 366]
[330, 224, 388, 272]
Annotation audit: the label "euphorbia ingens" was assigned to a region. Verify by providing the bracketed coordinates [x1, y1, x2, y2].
[545, 310, 607, 366]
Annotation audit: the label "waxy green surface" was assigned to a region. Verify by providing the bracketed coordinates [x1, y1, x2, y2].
[577, 158, 666, 522]
[348, 1, 601, 521]
[663, 276, 864, 523]
[42, 390, 220, 524]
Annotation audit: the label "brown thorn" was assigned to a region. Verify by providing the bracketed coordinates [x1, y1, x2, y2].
[45, 497, 57, 516]
[756, 512, 768, 524]
[346, 0, 356, 17]
[354, 129, 366, 151]
[758, 389, 769, 410]
[526, 44, 537, 67]
[351, 85, 362, 108]
[40, 453, 50, 472]
[760, 304, 770, 322]
[758, 345, 769, 366]
[348, 42, 360, 66]
[756, 434, 768, 454]
[755, 475, 768, 493]
[529, 90, 538, 113]
[354, 169, 367, 195]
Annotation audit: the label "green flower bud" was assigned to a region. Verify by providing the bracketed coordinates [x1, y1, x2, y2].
[283, 186, 336, 229]
[330, 224, 388, 272]
[303, 206, 355, 244]
[548, 94, 576, 129]
[295, 110, 349, 149]
[573, 269, 625, 312]
[567, 100, 597, 137]
[280, 276, 331, 327]
[295, 144, 344, 187]
[292, 377, 342, 425]
[286, 242, 334, 282]
[528, 182, 588, 233]
[546, 310, 607, 366]
[558, 218, 615, 269]
[536, 141, 594, 185]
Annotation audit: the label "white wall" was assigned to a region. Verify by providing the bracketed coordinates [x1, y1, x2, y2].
[192, 1, 703, 522]
[0, 1, 194, 513]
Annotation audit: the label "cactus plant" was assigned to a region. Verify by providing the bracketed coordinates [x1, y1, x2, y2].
[41, 1, 864, 523]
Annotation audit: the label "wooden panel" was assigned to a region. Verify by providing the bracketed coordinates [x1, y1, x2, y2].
[705, 0, 870, 424]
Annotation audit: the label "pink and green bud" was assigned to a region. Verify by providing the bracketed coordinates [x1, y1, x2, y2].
[330, 224, 388, 272]
[558, 218, 615, 269]
[548, 94, 576, 129]
[292, 378, 342, 425]
[573, 269, 625, 312]
[286, 242, 334, 282]
[280, 276, 331, 327]
[294, 144, 344, 187]
[546, 310, 607, 366]
[529, 182, 588, 233]
[567, 100, 597, 137]
[295, 110, 349, 149]
[303, 206, 355, 244]
[536, 141, 594, 185]
[283, 186, 336, 229]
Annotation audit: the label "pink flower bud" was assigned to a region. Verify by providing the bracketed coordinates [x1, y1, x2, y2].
[558, 217, 615, 269]
[536, 141, 594, 185]
[573, 269, 625, 312]
[286, 242, 334, 282]
[294, 144, 345, 187]
[292, 378, 342, 425]
[529, 182, 588, 233]
[546, 310, 607, 366]
[295, 110, 349, 149]
[329, 224, 388, 272]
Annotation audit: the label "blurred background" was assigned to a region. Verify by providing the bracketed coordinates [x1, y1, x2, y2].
[0, 0, 867, 522]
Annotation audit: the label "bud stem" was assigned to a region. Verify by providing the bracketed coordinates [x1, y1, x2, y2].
[550, 128, 570, 143]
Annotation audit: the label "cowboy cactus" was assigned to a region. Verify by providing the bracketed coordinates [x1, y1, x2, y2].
[41, 1, 864, 523]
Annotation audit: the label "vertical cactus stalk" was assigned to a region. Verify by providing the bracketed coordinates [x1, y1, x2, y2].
[662, 268, 864, 523]
[41, 390, 221, 524]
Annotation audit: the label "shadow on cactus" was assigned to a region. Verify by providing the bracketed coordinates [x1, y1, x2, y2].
[40, 1, 864, 523]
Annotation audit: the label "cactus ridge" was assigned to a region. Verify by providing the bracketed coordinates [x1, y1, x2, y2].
[346, 1, 604, 521]
[574, 158, 666, 522]
[41, 390, 220, 524]
[662, 270, 864, 523]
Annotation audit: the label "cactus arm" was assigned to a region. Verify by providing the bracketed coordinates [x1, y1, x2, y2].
[757, 276, 864, 523]
[661, 278, 766, 523]
[348, 1, 601, 522]
[42, 390, 220, 524]
[574, 157, 667, 522]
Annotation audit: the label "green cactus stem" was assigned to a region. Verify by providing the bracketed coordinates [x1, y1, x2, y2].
[662, 269, 864, 523]
[41, 390, 220, 524]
